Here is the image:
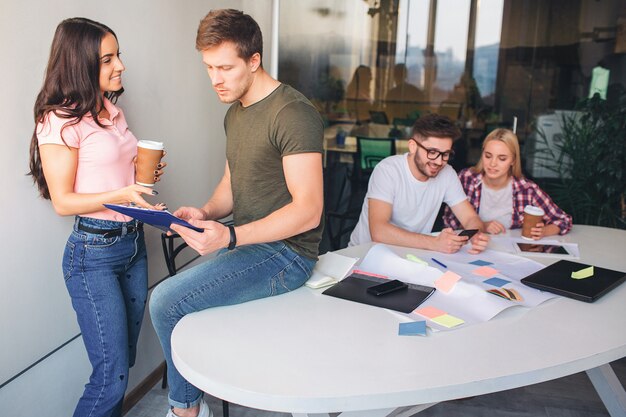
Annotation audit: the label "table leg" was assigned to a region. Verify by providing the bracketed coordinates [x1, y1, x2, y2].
[388, 403, 438, 416]
[586, 363, 626, 417]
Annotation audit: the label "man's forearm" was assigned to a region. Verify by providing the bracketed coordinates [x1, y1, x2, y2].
[233, 200, 322, 247]
[201, 172, 234, 220]
[370, 222, 437, 251]
[461, 215, 485, 232]
[201, 198, 233, 221]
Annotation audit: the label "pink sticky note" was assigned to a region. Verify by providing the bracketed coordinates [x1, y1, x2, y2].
[414, 306, 447, 319]
[472, 266, 499, 278]
[434, 271, 462, 294]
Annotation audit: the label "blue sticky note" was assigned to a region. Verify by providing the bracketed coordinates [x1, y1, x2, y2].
[470, 259, 493, 266]
[484, 277, 510, 287]
[399, 321, 427, 336]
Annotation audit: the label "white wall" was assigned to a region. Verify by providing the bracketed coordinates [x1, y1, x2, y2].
[0, 1, 273, 415]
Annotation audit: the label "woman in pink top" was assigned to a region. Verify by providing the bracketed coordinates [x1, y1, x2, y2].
[28, 18, 164, 417]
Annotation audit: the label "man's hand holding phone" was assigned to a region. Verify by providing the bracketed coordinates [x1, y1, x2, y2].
[433, 228, 469, 253]
[457, 229, 478, 239]
[467, 230, 489, 254]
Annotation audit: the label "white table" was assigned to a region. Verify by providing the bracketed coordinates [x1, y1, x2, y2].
[171, 225, 626, 416]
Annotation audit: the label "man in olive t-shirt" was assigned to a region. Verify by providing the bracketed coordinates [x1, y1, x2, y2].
[224, 83, 324, 259]
[150, 10, 324, 417]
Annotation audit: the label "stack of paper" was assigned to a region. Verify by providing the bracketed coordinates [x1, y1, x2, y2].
[305, 252, 358, 289]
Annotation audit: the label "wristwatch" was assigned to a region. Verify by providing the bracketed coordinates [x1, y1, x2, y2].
[227, 225, 237, 250]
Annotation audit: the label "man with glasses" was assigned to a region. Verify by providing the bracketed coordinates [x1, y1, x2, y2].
[349, 113, 488, 254]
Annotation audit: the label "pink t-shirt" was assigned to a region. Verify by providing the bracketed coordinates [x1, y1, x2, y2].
[37, 99, 137, 221]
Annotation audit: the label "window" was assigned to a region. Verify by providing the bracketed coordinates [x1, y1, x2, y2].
[279, 0, 626, 173]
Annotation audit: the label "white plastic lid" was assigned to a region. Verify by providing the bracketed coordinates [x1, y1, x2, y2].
[137, 140, 164, 150]
[523, 205, 544, 216]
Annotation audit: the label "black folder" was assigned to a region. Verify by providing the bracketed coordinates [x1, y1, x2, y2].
[521, 260, 626, 302]
[323, 273, 435, 313]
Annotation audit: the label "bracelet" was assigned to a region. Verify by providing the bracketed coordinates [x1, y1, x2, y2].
[227, 225, 237, 250]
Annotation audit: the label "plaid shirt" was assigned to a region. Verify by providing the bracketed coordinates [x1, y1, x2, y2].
[443, 169, 573, 234]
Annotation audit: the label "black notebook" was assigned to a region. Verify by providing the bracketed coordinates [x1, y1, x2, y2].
[322, 273, 435, 313]
[521, 260, 626, 302]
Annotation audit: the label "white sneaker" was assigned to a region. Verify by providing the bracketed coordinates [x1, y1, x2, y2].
[166, 399, 212, 417]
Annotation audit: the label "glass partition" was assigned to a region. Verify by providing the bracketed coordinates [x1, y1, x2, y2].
[281, 0, 626, 241]
[278, 0, 625, 170]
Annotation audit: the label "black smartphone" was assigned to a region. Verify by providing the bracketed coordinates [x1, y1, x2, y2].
[457, 229, 479, 239]
[366, 279, 408, 296]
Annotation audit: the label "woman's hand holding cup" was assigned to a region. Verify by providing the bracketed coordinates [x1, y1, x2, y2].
[135, 140, 165, 186]
[521, 205, 545, 240]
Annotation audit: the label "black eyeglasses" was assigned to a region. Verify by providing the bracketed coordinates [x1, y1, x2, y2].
[412, 139, 455, 161]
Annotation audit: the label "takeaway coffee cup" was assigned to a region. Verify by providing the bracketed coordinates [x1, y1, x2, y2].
[521, 205, 545, 240]
[136, 140, 164, 186]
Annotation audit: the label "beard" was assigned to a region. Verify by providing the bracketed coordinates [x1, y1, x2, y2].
[413, 153, 445, 178]
[214, 73, 253, 104]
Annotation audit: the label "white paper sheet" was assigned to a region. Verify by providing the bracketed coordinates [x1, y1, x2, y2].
[357, 244, 443, 287]
[355, 244, 556, 331]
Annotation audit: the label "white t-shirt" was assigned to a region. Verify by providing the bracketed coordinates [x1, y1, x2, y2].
[349, 154, 467, 246]
[479, 180, 513, 229]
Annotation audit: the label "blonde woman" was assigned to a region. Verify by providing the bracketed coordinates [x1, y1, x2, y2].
[443, 128, 572, 239]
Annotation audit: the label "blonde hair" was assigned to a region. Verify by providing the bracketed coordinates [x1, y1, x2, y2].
[471, 128, 523, 179]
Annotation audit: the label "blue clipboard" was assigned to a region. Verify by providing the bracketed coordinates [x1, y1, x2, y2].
[103, 204, 204, 233]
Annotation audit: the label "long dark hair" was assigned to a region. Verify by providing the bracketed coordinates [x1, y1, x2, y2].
[29, 17, 123, 199]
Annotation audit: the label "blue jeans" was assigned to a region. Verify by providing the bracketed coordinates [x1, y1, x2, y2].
[63, 217, 148, 417]
[149, 241, 315, 409]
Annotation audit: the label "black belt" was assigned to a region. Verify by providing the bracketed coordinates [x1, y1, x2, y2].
[77, 222, 143, 238]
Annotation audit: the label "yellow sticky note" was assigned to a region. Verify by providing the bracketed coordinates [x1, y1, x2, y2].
[435, 271, 462, 294]
[431, 314, 465, 328]
[571, 266, 594, 279]
[405, 254, 428, 265]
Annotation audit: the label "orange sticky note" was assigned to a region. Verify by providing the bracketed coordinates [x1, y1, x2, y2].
[414, 306, 446, 319]
[434, 271, 462, 294]
[472, 266, 499, 278]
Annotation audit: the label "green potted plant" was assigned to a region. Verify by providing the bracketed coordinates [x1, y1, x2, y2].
[536, 88, 626, 228]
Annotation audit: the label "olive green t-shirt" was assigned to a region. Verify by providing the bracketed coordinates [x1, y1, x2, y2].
[224, 84, 324, 260]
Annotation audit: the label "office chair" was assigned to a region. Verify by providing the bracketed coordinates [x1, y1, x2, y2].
[323, 137, 397, 250]
[160, 227, 233, 417]
[354, 136, 397, 185]
[324, 164, 363, 250]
